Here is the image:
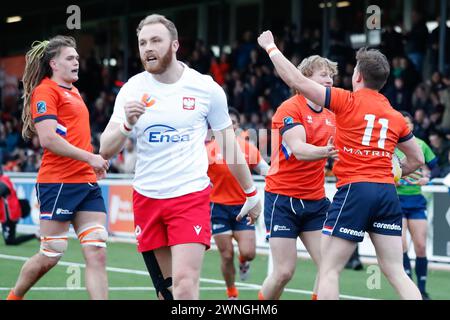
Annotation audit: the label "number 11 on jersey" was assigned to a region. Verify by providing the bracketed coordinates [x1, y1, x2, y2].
[362, 114, 389, 149]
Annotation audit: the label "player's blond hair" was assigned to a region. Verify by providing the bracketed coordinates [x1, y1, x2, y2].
[21, 36, 76, 139]
[136, 14, 178, 40]
[297, 55, 338, 78]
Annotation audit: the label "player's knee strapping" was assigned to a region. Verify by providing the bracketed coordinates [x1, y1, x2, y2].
[77, 224, 108, 248]
[40, 235, 68, 258]
[142, 250, 173, 300]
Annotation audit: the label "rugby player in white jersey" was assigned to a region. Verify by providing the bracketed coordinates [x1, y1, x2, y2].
[100, 14, 261, 300]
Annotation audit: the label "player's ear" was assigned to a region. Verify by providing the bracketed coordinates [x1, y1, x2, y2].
[172, 40, 179, 53]
[49, 59, 58, 71]
[356, 69, 363, 83]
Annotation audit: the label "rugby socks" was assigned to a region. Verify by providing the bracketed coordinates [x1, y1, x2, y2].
[6, 289, 23, 300]
[311, 293, 318, 300]
[239, 255, 246, 264]
[415, 256, 428, 294]
[226, 286, 238, 299]
[403, 252, 412, 278]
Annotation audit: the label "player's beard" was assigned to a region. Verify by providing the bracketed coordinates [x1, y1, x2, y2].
[142, 45, 173, 75]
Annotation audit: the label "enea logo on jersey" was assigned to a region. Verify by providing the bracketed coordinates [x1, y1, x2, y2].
[141, 93, 156, 108]
[183, 97, 196, 110]
[36, 101, 47, 114]
[144, 124, 190, 143]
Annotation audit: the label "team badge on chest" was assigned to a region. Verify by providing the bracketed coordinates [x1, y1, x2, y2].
[183, 97, 196, 110]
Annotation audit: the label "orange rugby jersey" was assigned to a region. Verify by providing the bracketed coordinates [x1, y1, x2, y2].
[325, 87, 412, 187]
[207, 138, 262, 205]
[265, 94, 336, 200]
[31, 77, 96, 183]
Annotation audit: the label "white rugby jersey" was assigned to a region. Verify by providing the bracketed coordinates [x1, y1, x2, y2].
[110, 63, 232, 198]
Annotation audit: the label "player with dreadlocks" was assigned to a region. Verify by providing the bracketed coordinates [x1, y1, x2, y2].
[6, 36, 110, 300]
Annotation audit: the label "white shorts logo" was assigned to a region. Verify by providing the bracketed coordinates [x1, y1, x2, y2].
[194, 225, 202, 235]
[339, 227, 365, 237]
[135, 225, 142, 236]
[273, 225, 290, 232]
[56, 208, 72, 215]
[372, 222, 401, 231]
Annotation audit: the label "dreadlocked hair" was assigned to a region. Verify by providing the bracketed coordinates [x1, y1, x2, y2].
[21, 35, 76, 139]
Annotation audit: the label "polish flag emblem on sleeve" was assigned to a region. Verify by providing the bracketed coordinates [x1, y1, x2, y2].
[183, 97, 196, 110]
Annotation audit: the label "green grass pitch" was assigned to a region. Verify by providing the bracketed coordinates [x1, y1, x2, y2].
[1, 237, 449, 300]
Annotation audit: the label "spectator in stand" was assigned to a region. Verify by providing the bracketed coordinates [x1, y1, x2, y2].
[429, 109, 443, 133]
[328, 19, 350, 69]
[5, 120, 20, 155]
[210, 56, 225, 86]
[412, 84, 433, 114]
[235, 31, 257, 72]
[22, 151, 38, 172]
[242, 75, 263, 115]
[381, 24, 405, 59]
[257, 96, 271, 113]
[439, 150, 450, 177]
[265, 70, 291, 109]
[413, 109, 431, 141]
[190, 45, 212, 75]
[400, 57, 422, 91]
[439, 83, 450, 131]
[91, 93, 111, 134]
[429, 131, 450, 168]
[386, 77, 412, 113]
[404, 10, 429, 73]
[429, 71, 446, 96]
[429, 15, 450, 75]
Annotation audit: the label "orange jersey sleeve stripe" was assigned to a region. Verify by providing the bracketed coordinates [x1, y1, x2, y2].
[34, 114, 57, 123]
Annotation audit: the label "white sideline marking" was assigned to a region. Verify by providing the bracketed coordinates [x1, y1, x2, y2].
[0, 254, 373, 300]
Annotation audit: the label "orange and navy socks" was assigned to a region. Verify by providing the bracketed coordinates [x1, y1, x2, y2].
[6, 289, 23, 300]
[311, 293, 318, 300]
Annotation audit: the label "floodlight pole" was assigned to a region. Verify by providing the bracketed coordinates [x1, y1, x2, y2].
[438, 0, 448, 74]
